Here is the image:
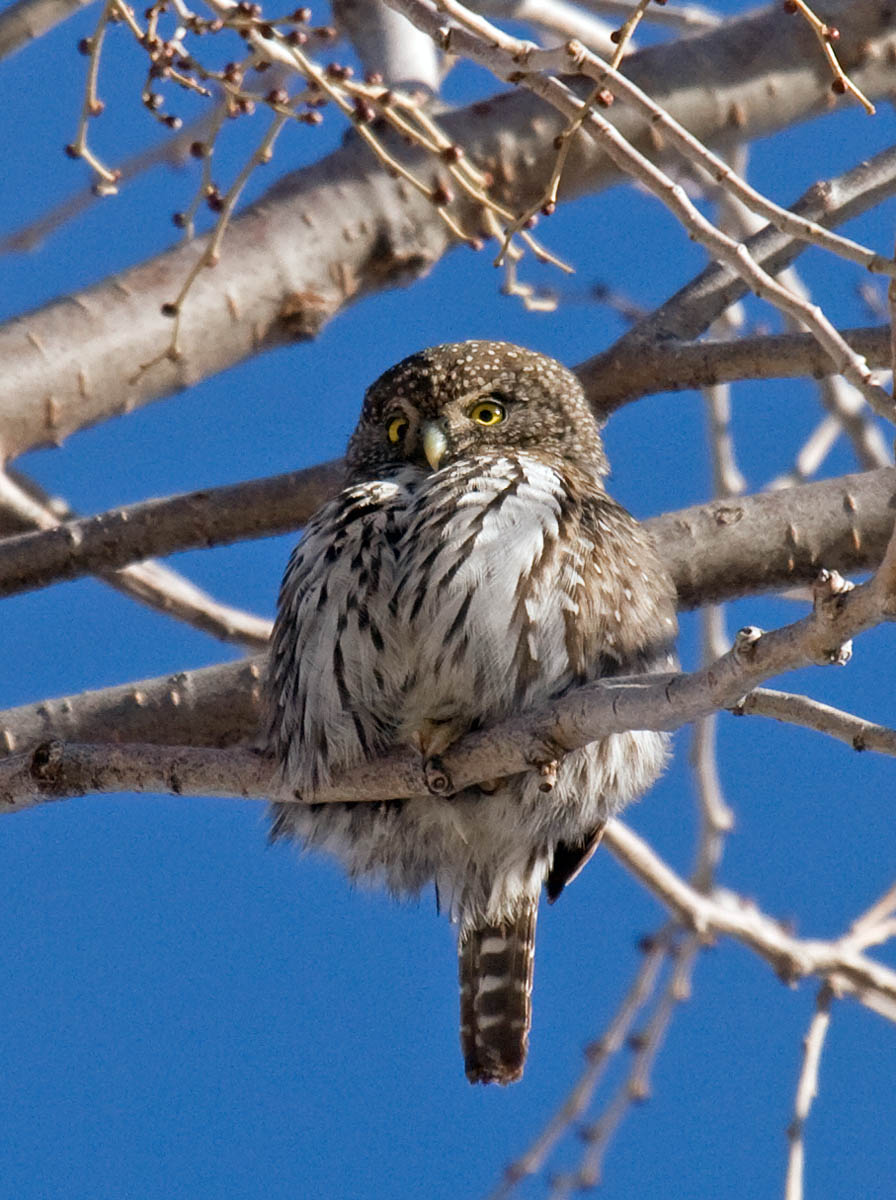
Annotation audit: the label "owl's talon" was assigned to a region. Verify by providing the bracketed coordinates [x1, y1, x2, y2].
[537, 760, 558, 792]
[424, 755, 453, 795]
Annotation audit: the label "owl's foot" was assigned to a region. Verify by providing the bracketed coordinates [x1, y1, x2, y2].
[415, 717, 467, 760]
[537, 761, 559, 792]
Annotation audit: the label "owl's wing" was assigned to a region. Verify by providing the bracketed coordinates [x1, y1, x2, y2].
[545, 825, 606, 903]
[266, 478, 412, 796]
[567, 492, 679, 681]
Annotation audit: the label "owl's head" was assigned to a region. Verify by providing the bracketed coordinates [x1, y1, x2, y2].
[345, 341, 608, 480]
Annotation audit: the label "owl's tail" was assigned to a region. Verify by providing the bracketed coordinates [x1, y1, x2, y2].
[459, 904, 538, 1085]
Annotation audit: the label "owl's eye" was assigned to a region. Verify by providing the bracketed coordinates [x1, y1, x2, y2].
[469, 399, 506, 427]
[387, 414, 409, 443]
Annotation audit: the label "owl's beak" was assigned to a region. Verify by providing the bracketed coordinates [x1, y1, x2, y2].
[421, 422, 448, 471]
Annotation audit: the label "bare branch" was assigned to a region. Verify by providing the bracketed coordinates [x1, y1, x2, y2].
[0, 457, 892, 606]
[397, 3, 895, 417]
[844, 881, 896, 951]
[3, 0, 895, 458]
[0, 0, 94, 61]
[580, 144, 896, 411]
[784, 985, 834, 1200]
[0, 470, 271, 649]
[0, 460, 345, 597]
[334, 0, 441, 88]
[732, 687, 896, 757]
[0, 469, 893, 764]
[573, 0, 720, 30]
[0, 657, 265, 756]
[649, 468, 896, 609]
[473, 0, 617, 52]
[582, 326, 893, 409]
[559, 938, 699, 1195]
[602, 822, 896, 1019]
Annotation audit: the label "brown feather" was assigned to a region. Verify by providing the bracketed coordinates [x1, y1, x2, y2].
[459, 907, 537, 1085]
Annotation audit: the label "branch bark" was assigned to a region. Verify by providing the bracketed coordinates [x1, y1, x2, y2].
[2, 463, 892, 606]
[2, 0, 894, 458]
[0, 468, 892, 755]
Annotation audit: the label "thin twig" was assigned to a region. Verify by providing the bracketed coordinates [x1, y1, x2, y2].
[602, 822, 896, 1022]
[785, 985, 834, 1200]
[393, 2, 896, 420]
[732, 688, 896, 758]
[785, 0, 875, 114]
[560, 938, 700, 1195]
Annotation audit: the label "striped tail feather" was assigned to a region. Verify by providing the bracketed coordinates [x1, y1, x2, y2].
[459, 905, 538, 1085]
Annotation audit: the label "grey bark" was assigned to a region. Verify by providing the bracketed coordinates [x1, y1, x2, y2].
[1, 0, 893, 459]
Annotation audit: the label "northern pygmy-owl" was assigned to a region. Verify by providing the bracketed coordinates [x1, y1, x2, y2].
[266, 341, 677, 1085]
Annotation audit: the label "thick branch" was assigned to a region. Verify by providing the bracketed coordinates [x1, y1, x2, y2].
[0, 468, 272, 649]
[0, 0, 94, 60]
[648, 467, 896, 609]
[0, 469, 892, 758]
[0, 657, 265, 756]
[0, 464, 891, 608]
[1, 0, 894, 457]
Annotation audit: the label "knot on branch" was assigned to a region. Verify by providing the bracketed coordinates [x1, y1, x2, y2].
[733, 625, 763, 662]
[31, 739, 64, 783]
[812, 568, 855, 664]
[29, 739, 81, 797]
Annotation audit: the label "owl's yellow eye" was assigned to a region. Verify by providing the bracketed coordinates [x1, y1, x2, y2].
[387, 414, 409, 443]
[469, 399, 506, 427]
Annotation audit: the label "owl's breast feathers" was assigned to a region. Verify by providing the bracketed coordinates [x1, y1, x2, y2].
[267, 452, 676, 797]
[394, 453, 676, 722]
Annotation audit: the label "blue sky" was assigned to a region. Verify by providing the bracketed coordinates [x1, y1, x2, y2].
[2, 2, 895, 1197]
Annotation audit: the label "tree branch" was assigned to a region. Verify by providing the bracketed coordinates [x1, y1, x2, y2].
[581, 145, 896, 411]
[2, 0, 894, 458]
[582, 325, 893, 408]
[733, 687, 896, 757]
[0, 657, 265, 756]
[0, 460, 344, 597]
[0, 0, 94, 61]
[0, 469, 892, 757]
[602, 822, 896, 1020]
[0, 458, 892, 605]
[0, 468, 272, 649]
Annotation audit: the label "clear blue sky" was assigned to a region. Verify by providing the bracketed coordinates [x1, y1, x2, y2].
[2, 3, 895, 1197]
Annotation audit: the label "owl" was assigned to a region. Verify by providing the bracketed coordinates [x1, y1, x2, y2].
[266, 341, 677, 1085]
